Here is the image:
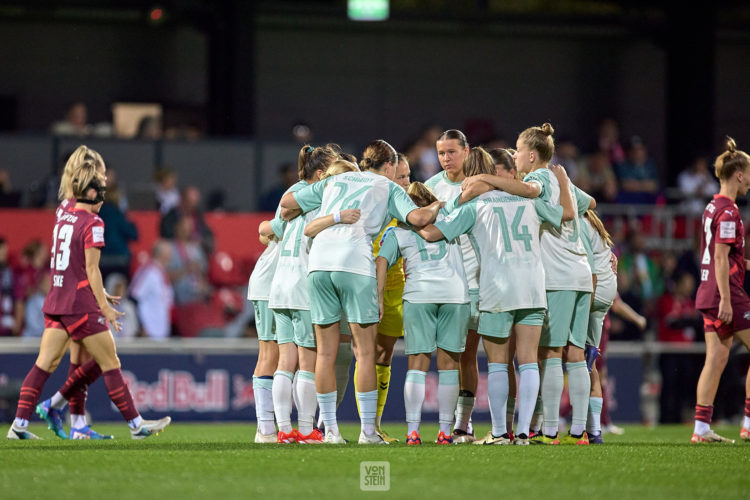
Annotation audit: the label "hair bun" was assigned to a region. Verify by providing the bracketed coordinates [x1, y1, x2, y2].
[541, 123, 555, 136]
[360, 157, 373, 169]
[727, 136, 737, 154]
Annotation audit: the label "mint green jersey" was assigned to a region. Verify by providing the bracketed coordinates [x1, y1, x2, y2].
[581, 217, 617, 306]
[294, 171, 417, 278]
[523, 168, 593, 292]
[378, 216, 469, 304]
[247, 191, 291, 301]
[435, 190, 550, 313]
[425, 171, 480, 289]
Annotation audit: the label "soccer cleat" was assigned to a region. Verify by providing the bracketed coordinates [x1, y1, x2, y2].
[602, 423, 624, 435]
[589, 432, 604, 444]
[513, 433, 530, 445]
[584, 344, 600, 372]
[276, 429, 297, 444]
[529, 430, 540, 439]
[69, 426, 114, 440]
[295, 428, 325, 444]
[406, 430, 421, 445]
[740, 427, 750, 441]
[324, 431, 347, 444]
[435, 431, 453, 445]
[376, 426, 399, 443]
[691, 430, 735, 444]
[474, 431, 511, 445]
[560, 431, 589, 445]
[254, 429, 277, 444]
[452, 428, 475, 443]
[35, 399, 67, 440]
[7, 425, 41, 440]
[529, 433, 560, 445]
[359, 431, 389, 445]
[130, 416, 171, 440]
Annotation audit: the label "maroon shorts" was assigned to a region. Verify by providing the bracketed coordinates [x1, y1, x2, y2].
[44, 312, 110, 341]
[699, 297, 750, 339]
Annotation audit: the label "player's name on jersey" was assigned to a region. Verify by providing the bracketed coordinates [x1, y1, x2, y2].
[59, 212, 79, 223]
[480, 194, 528, 205]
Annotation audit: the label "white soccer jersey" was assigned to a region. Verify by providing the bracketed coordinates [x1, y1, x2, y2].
[378, 216, 469, 304]
[425, 171, 480, 290]
[523, 168, 593, 292]
[580, 217, 617, 305]
[436, 190, 549, 313]
[294, 171, 417, 278]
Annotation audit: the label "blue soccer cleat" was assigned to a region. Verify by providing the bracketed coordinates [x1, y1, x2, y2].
[35, 399, 68, 439]
[585, 344, 600, 372]
[589, 432, 604, 444]
[69, 425, 114, 440]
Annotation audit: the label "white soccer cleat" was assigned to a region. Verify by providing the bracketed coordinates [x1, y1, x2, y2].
[602, 423, 624, 435]
[691, 429, 735, 444]
[452, 428, 476, 443]
[474, 431, 511, 445]
[358, 431, 389, 445]
[254, 429, 277, 443]
[130, 417, 171, 440]
[7, 425, 41, 440]
[324, 431, 347, 444]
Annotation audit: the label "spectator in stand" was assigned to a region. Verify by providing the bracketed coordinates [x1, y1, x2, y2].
[51, 101, 91, 136]
[678, 156, 719, 214]
[550, 137, 581, 182]
[167, 216, 209, 306]
[13, 239, 48, 322]
[154, 167, 180, 215]
[577, 151, 618, 203]
[618, 228, 664, 305]
[617, 136, 660, 204]
[257, 162, 297, 212]
[596, 117, 626, 167]
[98, 182, 138, 280]
[160, 185, 214, 255]
[130, 240, 174, 339]
[21, 272, 49, 338]
[136, 115, 163, 140]
[657, 272, 702, 423]
[105, 273, 140, 339]
[0, 169, 22, 207]
[405, 124, 443, 181]
[0, 237, 22, 336]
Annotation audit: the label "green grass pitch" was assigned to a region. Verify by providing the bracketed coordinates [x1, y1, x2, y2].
[2, 422, 748, 499]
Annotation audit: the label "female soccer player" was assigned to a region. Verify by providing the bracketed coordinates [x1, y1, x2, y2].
[280, 139, 441, 444]
[376, 182, 469, 445]
[425, 129, 480, 442]
[7, 154, 170, 440]
[263, 145, 340, 444]
[421, 147, 573, 445]
[579, 210, 617, 444]
[462, 123, 595, 444]
[693, 137, 750, 443]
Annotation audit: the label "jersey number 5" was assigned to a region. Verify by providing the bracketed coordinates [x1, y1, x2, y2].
[51, 223, 74, 271]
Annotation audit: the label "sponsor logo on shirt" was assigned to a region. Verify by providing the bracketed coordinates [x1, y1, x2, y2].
[98, 316, 107, 325]
[744, 311, 750, 321]
[92, 226, 104, 243]
[53, 275, 64, 287]
[719, 221, 735, 239]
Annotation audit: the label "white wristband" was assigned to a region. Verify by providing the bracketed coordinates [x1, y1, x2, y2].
[333, 211, 341, 223]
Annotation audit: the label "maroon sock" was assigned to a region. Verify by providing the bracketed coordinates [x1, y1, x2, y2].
[745, 398, 750, 419]
[16, 365, 52, 420]
[102, 368, 139, 421]
[60, 359, 102, 414]
[695, 404, 713, 424]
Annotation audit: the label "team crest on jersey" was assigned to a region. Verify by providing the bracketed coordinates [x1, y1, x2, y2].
[744, 311, 750, 321]
[707, 203, 715, 213]
[98, 316, 107, 325]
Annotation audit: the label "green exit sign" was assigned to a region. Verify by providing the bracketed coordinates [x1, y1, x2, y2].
[348, 0, 389, 21]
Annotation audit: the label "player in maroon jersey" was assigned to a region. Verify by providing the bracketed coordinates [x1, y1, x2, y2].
[7, 152, 171, 440]
[692, 137, 750, 443]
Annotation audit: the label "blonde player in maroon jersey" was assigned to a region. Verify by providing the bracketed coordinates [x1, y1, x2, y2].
[692, 137, 750, 443]
[7, 153, 171, 440]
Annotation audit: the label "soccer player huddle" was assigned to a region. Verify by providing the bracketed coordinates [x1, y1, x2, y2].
[250, 123, 625, 445]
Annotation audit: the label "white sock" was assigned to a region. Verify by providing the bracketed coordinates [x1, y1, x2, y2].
[438, 370, 459, 434]
[50, 391, 67, 410]
[541, 358, 563, 437]
[272, 370, 294, 434]
[694, 420, 710, 435]
[71, 414, 87, 429]
[487, 363, 509, 437]
[517, 363, 540, 437]
[455, 394, 475, 432]
[334, 341, 353, 408]
[587, 397, 603, 435]
[357, 390, 378, 436]
[13, 418, 29, 428]
[404, 370, 426, 434]
[127, 415, 143, 430]
[506, 396, 516, 433]
[292, 370, 300, 411]
[531, 395, 544, 432]
[566, 361, 591, 436]
[744, 416, 750, 430]
[296, 371, 317, 436]
[253, 376, 276, 435]
[317, 391, 339, 435]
